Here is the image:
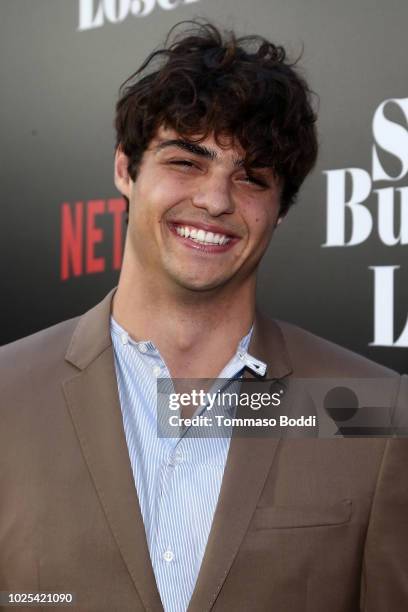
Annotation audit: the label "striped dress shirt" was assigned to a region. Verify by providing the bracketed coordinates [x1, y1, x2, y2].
[110, 317, 265, 612]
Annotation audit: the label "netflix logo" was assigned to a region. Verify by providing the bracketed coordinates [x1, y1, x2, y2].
[60, 198, 126, 280]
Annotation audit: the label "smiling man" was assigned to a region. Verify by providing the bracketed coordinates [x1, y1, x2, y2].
[112, 126, 282, 379]
[1, 21, 407, 612]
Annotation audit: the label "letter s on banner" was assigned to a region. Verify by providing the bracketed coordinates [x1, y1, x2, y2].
[372, 97, 408, 182]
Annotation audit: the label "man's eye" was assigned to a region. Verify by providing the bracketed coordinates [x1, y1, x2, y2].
[168, 160, 196, 168]
[240, 175, 268, 188]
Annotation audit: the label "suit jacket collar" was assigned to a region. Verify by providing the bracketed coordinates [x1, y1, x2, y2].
[63, 289, 292, 612]
[65, 288, 116, 370]
[63, 288, 163, 611]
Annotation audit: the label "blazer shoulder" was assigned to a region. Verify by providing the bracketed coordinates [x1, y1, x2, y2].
[0, 316, 81, 383]
[275, 319, 397, 378]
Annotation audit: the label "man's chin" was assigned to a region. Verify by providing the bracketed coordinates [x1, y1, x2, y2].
[170, 273, 232, 294]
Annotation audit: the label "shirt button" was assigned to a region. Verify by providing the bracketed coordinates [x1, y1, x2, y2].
[153, 365, 163, 377]
[174, 449, 183, 463]
[120, 333, 128, 345]
[138, 342, 148, 354]
[163, 550, 174, 562]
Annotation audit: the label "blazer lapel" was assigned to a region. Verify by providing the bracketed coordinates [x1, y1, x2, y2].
[62, 290, 163, 612]
[188, 311, 293, 612]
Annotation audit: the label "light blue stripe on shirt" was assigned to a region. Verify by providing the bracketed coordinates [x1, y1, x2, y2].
[110, 317, 264, 612]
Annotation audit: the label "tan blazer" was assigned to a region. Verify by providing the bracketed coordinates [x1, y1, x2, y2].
[1, 289, 407, 612]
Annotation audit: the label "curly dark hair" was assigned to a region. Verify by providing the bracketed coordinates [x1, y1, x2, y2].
[115, 21, 318, 216]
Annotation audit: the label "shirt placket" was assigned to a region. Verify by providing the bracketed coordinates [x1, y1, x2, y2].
[153, 438, 191, 612]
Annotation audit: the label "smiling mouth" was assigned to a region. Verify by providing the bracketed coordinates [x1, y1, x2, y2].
[168, 222, 239, 252]
[169, 223, 239, 253]
[174, 223, 231, 245]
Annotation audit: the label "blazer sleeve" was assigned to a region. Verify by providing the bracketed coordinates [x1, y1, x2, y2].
[360, 375, 408, 611]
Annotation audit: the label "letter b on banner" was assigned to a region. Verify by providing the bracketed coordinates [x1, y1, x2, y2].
[323, 168, 372, 247]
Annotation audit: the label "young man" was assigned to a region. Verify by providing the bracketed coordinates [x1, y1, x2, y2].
[1, 22, 407, 612]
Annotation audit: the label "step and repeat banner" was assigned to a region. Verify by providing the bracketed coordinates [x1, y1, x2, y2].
[1, 0, 407, 373]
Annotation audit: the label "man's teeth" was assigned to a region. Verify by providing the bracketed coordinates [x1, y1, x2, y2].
[175, 225, 231, 245]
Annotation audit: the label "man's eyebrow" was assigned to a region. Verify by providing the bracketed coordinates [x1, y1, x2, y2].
[155, 139, 247, 167]
[155, 139, 218, 160]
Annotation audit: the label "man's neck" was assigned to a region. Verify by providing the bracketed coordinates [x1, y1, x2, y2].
[112, 269, 255, 379]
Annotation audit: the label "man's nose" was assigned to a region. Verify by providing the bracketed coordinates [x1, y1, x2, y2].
[192, 174, 235, 216]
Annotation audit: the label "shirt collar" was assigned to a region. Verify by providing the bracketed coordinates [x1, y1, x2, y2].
[110, 316, 266, 378]
[65, 288, 293, 379]
[110, 316, 156, 354]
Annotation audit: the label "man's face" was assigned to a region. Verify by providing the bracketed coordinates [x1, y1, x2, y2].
[115, 126, 282, 293]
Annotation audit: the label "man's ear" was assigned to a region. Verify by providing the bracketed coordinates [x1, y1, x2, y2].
[114, 147, 132, 198]
[276, 215, 284, 227]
